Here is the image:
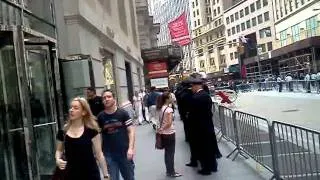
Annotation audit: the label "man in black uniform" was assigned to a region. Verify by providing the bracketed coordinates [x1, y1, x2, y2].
[86, 87, 104, 116]
[188, 76, 218, 175]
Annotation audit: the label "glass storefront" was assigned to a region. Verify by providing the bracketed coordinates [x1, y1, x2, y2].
[0, 0, 59, 179]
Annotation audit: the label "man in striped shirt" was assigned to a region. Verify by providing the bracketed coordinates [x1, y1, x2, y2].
[98, 89, 136, 180]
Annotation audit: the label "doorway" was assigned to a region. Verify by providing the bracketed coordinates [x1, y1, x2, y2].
[125, 61, 134, 102]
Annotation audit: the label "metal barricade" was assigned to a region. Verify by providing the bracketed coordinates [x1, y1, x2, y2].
[212, 102, 222, 141]
[219, 105, 237, 145]
[272, 121, 320, 179]
[228, 111, 274, 172]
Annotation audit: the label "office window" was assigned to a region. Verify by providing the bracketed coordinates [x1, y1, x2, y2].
[246, 20, 251, 28]
[218, 7, 220, 14]
[218, 19, 221, 25]
[193, 11, 196, 17]
[200, 39, 203, 44]
[207, 17, 211, 23]
[227, 29, 231, 36]
[228, 41, 232, 48]
[264, 12, 270, 21]
[245, 7, 249, 15]
[235, 12, 239, 20]
[226, 17, 230, 24]
[261, 44, 266, 52]
[232, 27, 236, 34]
[241, 22, 245, 31]
[217, 0, 219, 3]
[209, 58, 215, 65]
[240, 10, 244, 17]
[233, 39, 237, 47]
[220, 54, 226, 64]
[196, 0, 198, 6]
[295, 0, 299, 8]
[291, 24, 300, 42]
[194, 21, 197, 27]
[208, 45, 214, 53]
[259, 27, 271, 38]
[258, 14, 263, 24]
[250, 3, 255, 12]
[197, 9, 199, 15]
[192, 2, 195, 8]
[267, 42, 273, 51]
[306, 16, 317, 37]
[252, 17, 257, 27]
[234, 52, 238, 58]
[230, 53, 234, 60]
[213, 0, 216, 5]
[200, 60, 205, 68]
[236, 25, 240, 33]
[256, 0, 261, 9]
[231, 14, 234, 22]
[263, 0, 268, 6]
[206, 36, 209, 42]
[214, 9, 217, 16]
[215, 21, 218, 27]
[198, 19, 200, 25]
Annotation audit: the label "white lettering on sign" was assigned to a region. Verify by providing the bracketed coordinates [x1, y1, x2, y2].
[150, 78, 169, 88]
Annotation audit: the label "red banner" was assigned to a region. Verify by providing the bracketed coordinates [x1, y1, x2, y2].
[168, 12, 191, 46]
[146, 61, 168, 78]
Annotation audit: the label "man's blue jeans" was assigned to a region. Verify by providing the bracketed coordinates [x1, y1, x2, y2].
[106, 153, 135, 180]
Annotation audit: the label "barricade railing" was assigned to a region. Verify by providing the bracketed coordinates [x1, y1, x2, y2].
[212, 103, 320, 180]
[237, 80, 320, 94]
[212, 102, 222, 141]
[219, 105, 237, 145]
[272, 121, 320, 179]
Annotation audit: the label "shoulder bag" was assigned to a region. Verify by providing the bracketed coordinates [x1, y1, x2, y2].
[155, 107, 168, 150]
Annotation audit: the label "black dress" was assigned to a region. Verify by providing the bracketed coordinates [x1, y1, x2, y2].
[57, 128, 100, 180]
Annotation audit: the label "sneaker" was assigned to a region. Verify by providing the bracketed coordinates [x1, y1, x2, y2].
[167, 172, 182, 178]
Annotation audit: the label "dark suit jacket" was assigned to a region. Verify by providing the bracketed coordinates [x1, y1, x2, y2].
[189, 90, 214, 135]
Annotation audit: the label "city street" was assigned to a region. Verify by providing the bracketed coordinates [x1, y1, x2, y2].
[234, 91, 320, 131]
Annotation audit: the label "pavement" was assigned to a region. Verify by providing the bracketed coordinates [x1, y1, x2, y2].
[234, 91, 320, 131]
[135, 115, 269, 180]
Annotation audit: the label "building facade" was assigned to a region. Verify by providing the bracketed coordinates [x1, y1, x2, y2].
[136, 0, 160, 50]
[0, 0, 62, 179]
[269, 0, 320, 76]
[57, 0, 144, 104]
[190, 0, 235, 76]
[224, 0, 276, 79]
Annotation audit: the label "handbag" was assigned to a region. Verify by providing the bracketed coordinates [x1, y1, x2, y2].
[52, 131, 67, 180]
[155, 107, 168, 149]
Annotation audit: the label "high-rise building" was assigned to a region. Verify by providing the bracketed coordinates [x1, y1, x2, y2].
[224, 0, 276, 79]
[269, 0, 320, 76]
[151, 0, 191, 46]
[136, 0, 160, 50]
[190, 0, 234, 76]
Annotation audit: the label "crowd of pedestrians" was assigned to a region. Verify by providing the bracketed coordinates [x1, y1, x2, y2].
[54, 73, 221, 179]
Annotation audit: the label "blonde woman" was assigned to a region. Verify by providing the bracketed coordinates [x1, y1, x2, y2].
[55, 97, 109, 180]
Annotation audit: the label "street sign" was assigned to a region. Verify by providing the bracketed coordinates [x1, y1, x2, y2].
[150, 78, 169, 88]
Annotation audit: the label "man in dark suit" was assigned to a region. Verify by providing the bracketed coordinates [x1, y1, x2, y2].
[188, 76, 218, 176]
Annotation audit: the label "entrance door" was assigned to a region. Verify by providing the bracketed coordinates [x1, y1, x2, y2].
[0, 32, 30, 180]
[25, 46, 57, 179]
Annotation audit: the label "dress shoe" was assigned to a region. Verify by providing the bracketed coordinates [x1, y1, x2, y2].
[185, 162, 197, 167]
[197, 169, 211, 175]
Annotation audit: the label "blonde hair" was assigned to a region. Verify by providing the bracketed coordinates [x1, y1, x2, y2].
[64, 97, 100, 132]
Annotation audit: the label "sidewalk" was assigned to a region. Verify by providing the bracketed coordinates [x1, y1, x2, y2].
[134, 118, 269, 180]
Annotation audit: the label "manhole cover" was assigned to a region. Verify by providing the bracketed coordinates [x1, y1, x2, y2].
[282, 109, 299, 112]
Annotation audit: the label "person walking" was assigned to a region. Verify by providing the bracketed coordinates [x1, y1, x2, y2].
[97, 90, 136, 180]
[86, 87, 105, 116]
[133, 91, 143, 125]
[277, 75, 283, 92]
[156, 92, 182, 178]
[147, 86, 161, 129]
[55, 97, 109, 180]
[188, 76, 218, 176]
